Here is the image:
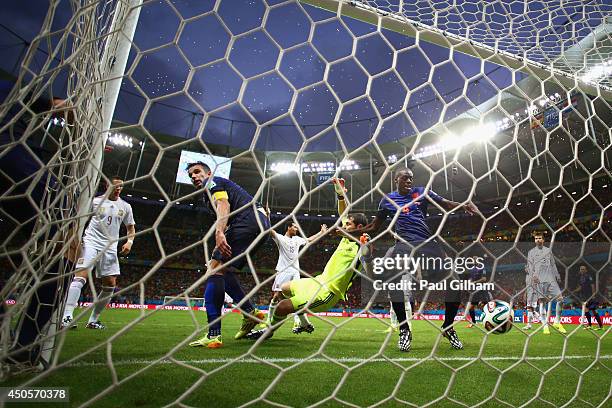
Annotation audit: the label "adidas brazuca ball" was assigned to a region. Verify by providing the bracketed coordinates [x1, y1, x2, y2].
[482, 300, 513, 334]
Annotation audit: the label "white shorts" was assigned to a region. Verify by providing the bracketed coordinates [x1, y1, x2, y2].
[534, 281, 562, 299]
[76, 246, 120, 278]
[272, 270, 300, 292]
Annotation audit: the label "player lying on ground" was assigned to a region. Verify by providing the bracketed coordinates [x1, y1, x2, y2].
[186, 161, 270, 349]
[573, 264, 603, 330]
[62, 176, 136, 330]
[268, 221, 328, 334]
[348, 168, 479, 351]
[527, 232, 566, 334]
[246, 178, 369, 341]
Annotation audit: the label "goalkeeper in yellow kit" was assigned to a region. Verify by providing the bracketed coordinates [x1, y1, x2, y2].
[246, 177, 369, 340]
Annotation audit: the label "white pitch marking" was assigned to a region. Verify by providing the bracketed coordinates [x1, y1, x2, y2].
[67, 355, 612, 368]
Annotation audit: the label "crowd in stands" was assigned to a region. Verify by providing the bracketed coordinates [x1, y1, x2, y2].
[2, 192, 610, 313]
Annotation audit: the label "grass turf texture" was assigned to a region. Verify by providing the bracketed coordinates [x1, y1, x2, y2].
[2, 309, 610, 407]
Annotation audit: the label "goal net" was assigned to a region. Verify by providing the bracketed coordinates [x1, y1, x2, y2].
[1, 0, 610, 406]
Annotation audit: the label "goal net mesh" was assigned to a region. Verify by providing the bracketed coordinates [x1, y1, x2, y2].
[1, 0, 610, 406]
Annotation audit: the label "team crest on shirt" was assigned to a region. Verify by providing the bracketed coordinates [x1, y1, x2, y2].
[118, 209, 125, 217]
[204, 179, 217, 190]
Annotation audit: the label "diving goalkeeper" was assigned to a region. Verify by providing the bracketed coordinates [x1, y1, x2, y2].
[246, 177, 369, 340]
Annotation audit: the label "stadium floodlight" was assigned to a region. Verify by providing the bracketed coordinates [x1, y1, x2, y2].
[417, 122, 499, 159]
[580, 59, 612, 84]
[302, 161, 335, 173]
[339, 159, 360, 171]
[472, 123, 497, 142]
[107, 132, 133, 148]
[270, 161, 299, 174]
[51, 117, 66, 127]
[441, 133, 461, 150]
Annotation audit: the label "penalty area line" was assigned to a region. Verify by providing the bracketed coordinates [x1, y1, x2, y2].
[67, 355, 612, 367]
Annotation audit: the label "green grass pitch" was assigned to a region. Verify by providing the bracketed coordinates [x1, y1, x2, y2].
[3, 309, 611, 407]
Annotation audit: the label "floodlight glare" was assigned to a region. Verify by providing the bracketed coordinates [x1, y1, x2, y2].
[271, 161, 298, 174]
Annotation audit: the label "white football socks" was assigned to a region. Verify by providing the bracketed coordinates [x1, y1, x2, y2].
[63, 277, 86, 319]
[89, 286, 115, 323]
[539, 302, 549, 326]
[268, 298, 279, 324]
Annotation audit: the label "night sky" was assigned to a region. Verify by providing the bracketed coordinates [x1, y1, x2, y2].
[1, 0, 609, 151]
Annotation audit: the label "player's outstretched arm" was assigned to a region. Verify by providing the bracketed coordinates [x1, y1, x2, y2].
[331, 177, 347, 215]
[269, 229, 279, 241]
[307, 224, 328, 242]
[360, 216, 383, 235]
[120, 224, 136, 255]
[439, 198, 479, 215]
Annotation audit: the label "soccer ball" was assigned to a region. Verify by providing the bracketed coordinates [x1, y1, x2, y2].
[482, 300, 513, 334]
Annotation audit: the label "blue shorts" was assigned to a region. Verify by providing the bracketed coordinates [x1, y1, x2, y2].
[586, 300, 599, 310]
[212, 210, 270, 270]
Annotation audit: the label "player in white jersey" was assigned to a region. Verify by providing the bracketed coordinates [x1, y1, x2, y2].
[527, 232, 566, 334]
[523, 264, 541, 329]
[62, 176, 136, 329]
[268, 221, 327, 333]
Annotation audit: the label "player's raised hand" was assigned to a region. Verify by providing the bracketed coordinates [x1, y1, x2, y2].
[120, 241, 132, 255]
[320, 224, 328, 233]
[215, 231, 232, 258]
[331, 177, 347, 196]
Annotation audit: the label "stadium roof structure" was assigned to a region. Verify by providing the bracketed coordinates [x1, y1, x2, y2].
[2, 1, 610, 151]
